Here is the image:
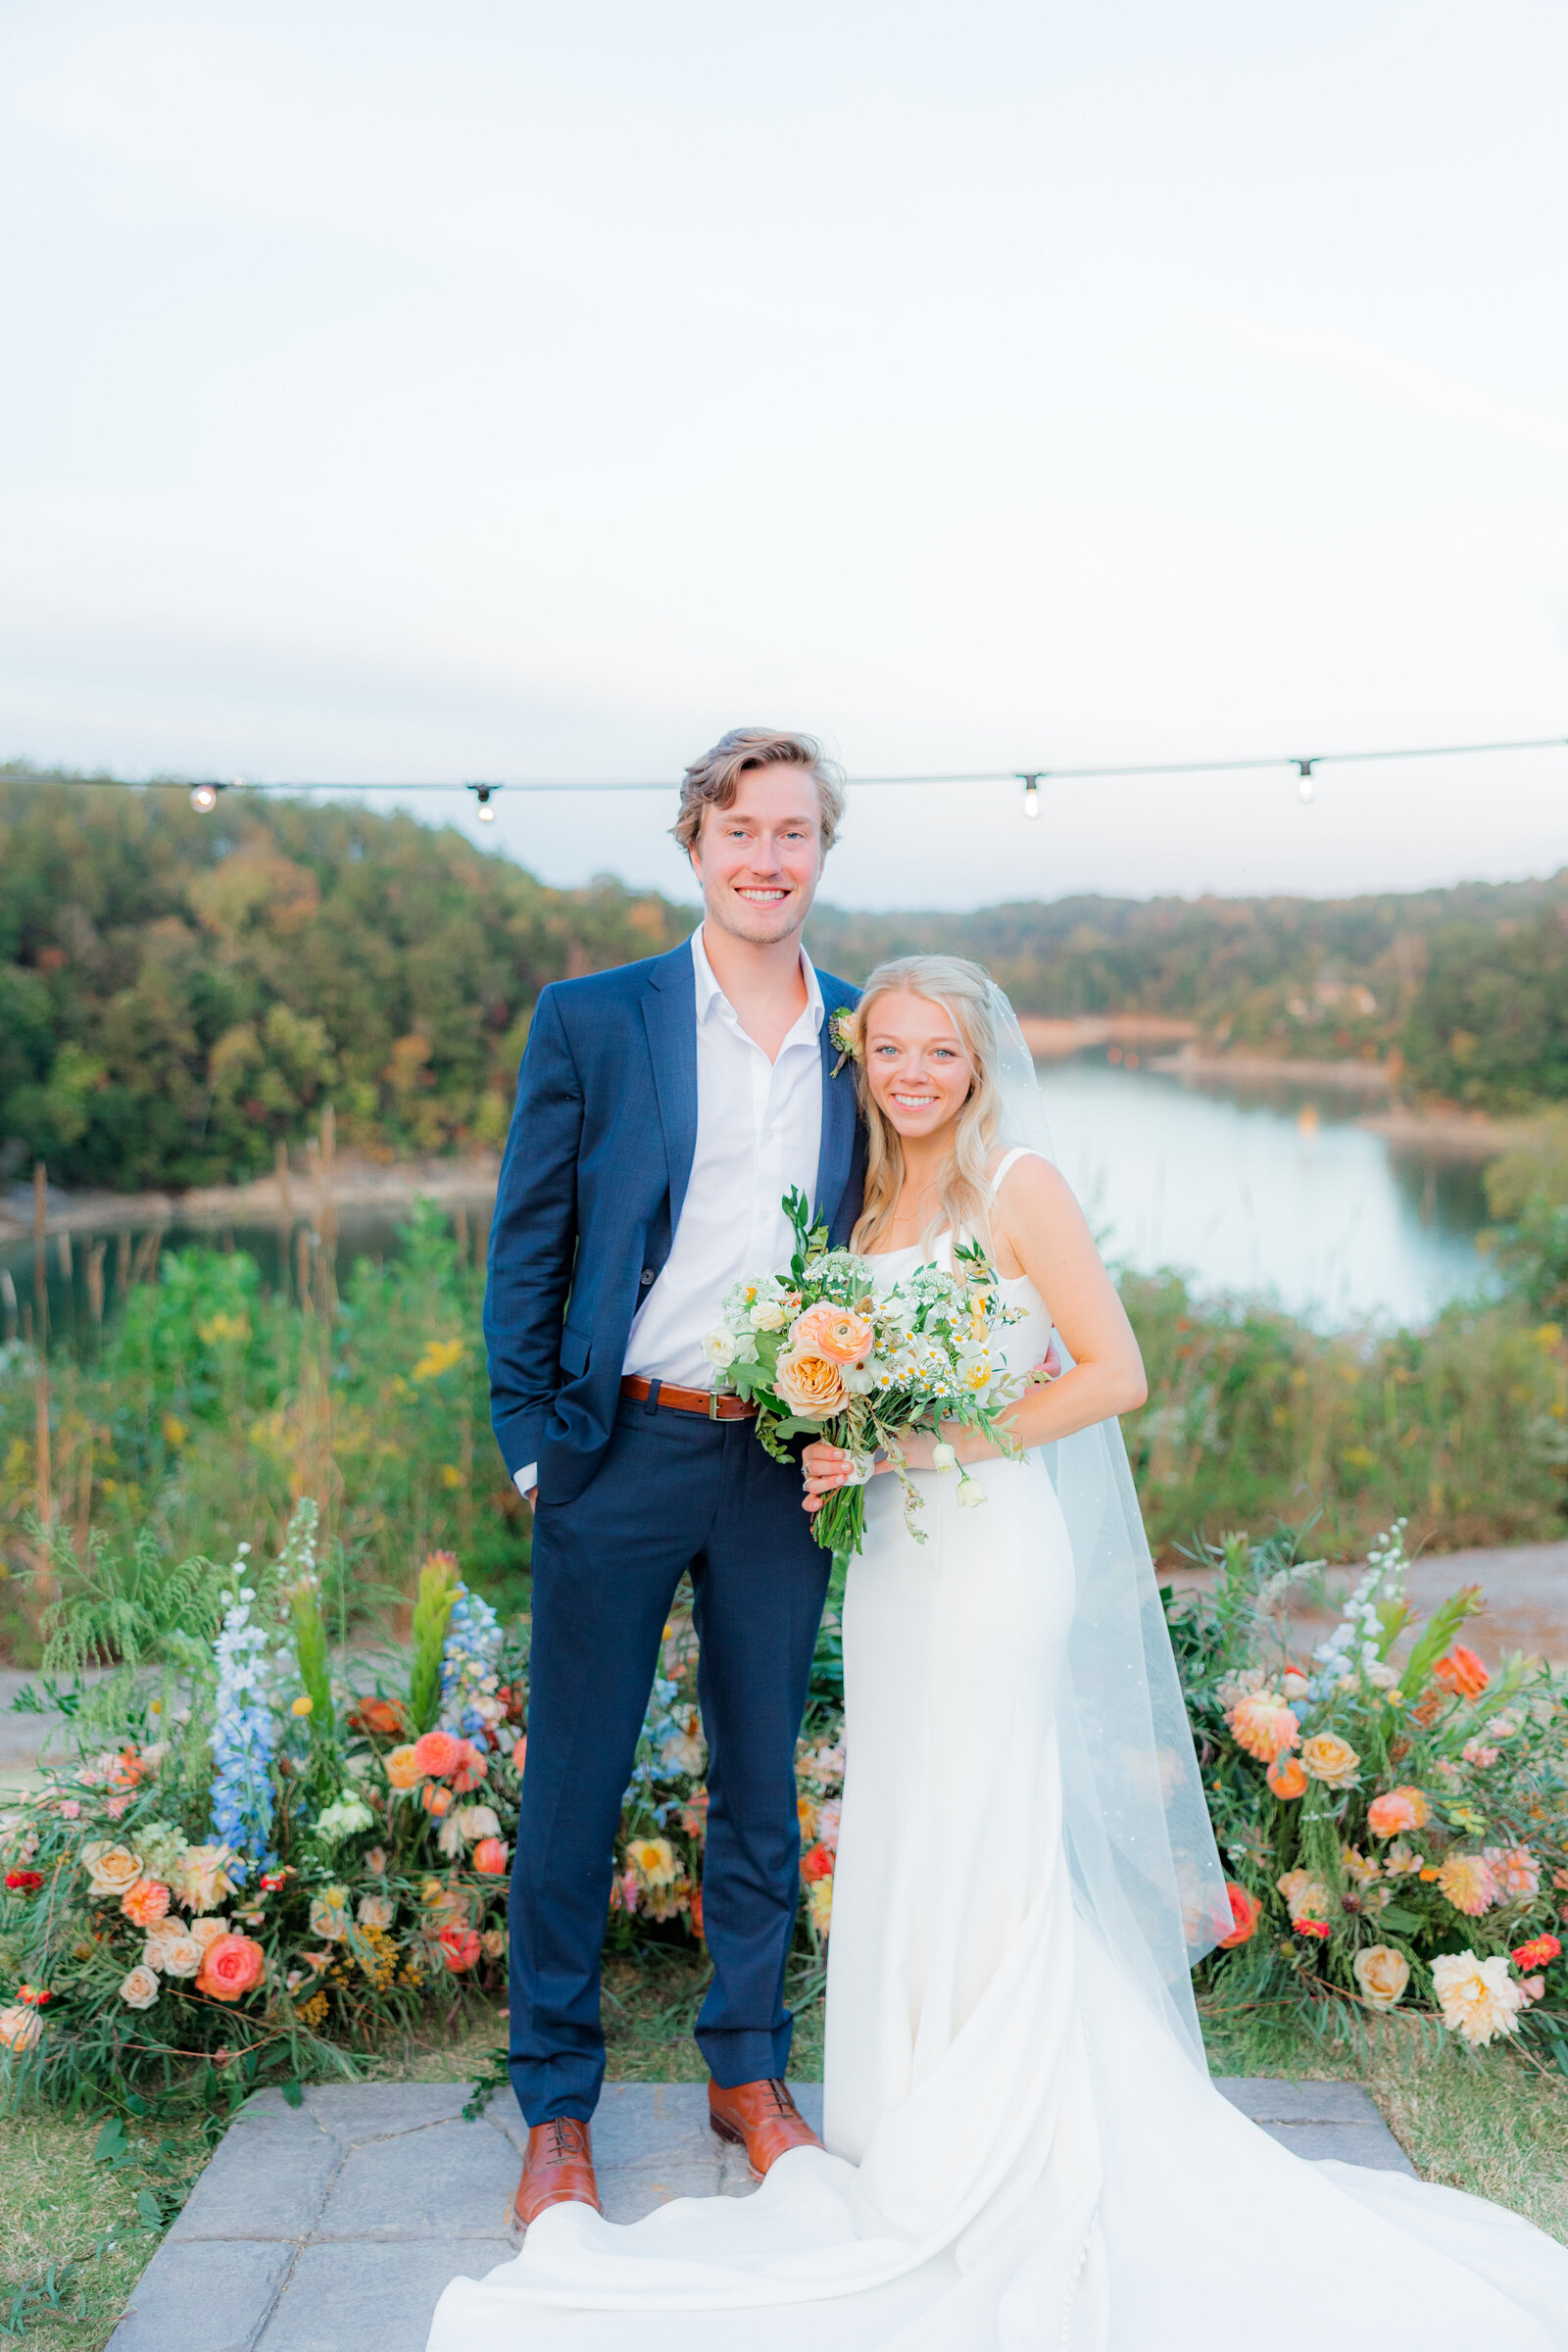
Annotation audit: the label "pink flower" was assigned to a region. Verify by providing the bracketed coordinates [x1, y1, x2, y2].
[195, 1933, 266, 2003]
[120, 1878, 172, 1929]
[1484, 1845, 1541, 1899]
[451, 1742, 489, 1795]
[1461, 1740, 1499, 1768]
[106, 1793, 133, 1821]
[814, 1799, 842, 1853]
[411, 1731, 466, 1780]
[790, 1301, 875, 1366]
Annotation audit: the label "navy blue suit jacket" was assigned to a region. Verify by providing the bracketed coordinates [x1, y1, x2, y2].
[485, 941, 864, 1505]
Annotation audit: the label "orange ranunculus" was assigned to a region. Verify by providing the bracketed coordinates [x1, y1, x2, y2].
[421, 1784, 455, 1817]
[1433, 1644, 1489, 1700]
[1293, 1917, 1331, 1940]
[801, 1843, 834, 1885]
[1266, 1754, 1308, 1800]
[791, 1302, 875, 1366]
[1224, 1694, 1299, 1765]
[439, 1926, 482, 1972]
[511, 1733, 528, 1773]
[471, 1838, 509, 1875]
[1513, 1934, 1562, 1971]
[773, 1348, 849, 1421]
[120, 1878, 172, 1929]
[1217, 1884, 1261, 1949]
[1299, 1733, 1360, 1789]
[384, 1744, 421, 1790]
[196, 1933, 266, 2003]
[452, 1742, 489, 1795]
[350, 1695, 408, 1739]
[1367, 1786, 1432, 1838]
[412, 1730, 466, 1779]
[689, 1883, 706, 1940]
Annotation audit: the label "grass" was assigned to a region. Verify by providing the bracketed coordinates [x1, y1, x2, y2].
[4, 1963, 1561, 2348]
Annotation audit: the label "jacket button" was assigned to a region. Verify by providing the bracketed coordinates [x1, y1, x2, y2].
[640, 1269, 655, 1286]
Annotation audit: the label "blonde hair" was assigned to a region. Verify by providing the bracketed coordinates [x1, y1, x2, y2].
[671, 727, 846, 855]
[849, 956, 1004, 1257]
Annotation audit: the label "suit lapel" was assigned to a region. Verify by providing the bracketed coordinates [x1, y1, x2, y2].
[813, 974, 858, 1230]
[641, 945, 700, 1230]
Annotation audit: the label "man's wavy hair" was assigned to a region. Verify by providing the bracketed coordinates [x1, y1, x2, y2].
[671, 727, 846, 856]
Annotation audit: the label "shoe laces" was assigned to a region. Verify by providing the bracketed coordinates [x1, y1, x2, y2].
[544, 2118, 581, 2162]
[763, 2079, 793, 2115]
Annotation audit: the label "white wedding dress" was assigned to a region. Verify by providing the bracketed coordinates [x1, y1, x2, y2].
[428, 1154, 1568, 2350]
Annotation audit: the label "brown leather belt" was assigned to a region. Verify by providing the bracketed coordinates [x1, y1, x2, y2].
[620, 1374, 758, 1422]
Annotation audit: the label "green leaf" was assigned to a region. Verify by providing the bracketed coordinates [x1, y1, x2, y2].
[1376, 1905, 1421, 1931]
[92, 2119, 127, 2165]
[135, 2189, 163, 2230]
[281, 2077, 304, 2108]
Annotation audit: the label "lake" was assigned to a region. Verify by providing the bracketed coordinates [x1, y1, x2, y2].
[1037, 1055, 1493, 1328]
[3, 1061, 1494, 1344]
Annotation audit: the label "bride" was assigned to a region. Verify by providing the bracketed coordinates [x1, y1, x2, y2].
[428, 955, 1568, 2350]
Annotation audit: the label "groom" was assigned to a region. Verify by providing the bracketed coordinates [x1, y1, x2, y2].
[485, 727, 865, 2224]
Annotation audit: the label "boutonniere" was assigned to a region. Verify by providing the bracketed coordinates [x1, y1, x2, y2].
[829, 1006, 860, 1078]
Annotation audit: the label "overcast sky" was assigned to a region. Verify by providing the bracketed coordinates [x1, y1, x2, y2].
[4, 2, 1566, 910]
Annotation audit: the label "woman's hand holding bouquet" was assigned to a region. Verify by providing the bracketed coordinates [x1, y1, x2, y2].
[702, 1189, 1025, 1557]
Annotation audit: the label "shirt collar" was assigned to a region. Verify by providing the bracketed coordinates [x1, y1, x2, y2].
[690, 927, 824, 1036]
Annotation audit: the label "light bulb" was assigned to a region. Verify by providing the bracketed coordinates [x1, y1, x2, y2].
[190, 782, 220, 813]
[477, 799, 496, 822]
[1295, 760, 1315, 805]
[1019, 772, 1043, 818]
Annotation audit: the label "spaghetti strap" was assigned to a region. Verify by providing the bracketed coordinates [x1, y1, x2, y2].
[989, 1145, 1042, 1196]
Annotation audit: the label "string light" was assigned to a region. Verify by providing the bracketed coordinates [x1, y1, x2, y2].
[1019, 771, 1043, 818]
[467, 782, 501, 822]
[1295, 759, 1316, 806]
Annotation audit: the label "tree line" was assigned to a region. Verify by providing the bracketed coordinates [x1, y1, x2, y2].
[3, 767, 1565, 1193]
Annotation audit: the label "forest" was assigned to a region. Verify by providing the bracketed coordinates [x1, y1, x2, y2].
[3, 765, 1566, 1192]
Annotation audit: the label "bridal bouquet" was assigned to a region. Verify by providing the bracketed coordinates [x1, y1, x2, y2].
[702, 1188, 1026, 1557]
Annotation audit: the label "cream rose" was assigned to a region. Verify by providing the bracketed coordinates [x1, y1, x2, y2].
[1353, 1943, 1410, 2009]
[1299, 1733, 1361, 1789]
[773, 1348, 848, 1420]
[188, 1914, 232, 1952]
[147, 1929, 203, 1979]
[0, 2003, 42, 2051]
[118, 1965, 162, 2011]
[82, 1840, 143, 1898]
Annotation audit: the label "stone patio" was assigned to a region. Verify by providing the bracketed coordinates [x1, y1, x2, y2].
[104, 2075, 1413, 2352]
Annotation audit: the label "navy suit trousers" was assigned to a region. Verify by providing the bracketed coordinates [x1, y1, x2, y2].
[507, 1393, 832, 2123]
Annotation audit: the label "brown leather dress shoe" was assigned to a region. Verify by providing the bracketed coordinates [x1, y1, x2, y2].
[514, 2117, 602, 2228]
[708, 2078, 822, 2177]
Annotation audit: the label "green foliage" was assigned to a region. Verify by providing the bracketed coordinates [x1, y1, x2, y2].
[408, 1552, 460, 1736]
[1482, 1111, 1568, 1318]
[0, 769, 690, 1189]
[1401, 909, 1568, 1109]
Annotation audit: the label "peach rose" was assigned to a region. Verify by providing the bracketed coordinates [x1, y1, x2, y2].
[412, 1731, 466, 1780]
[189, 1914, 231, 1951]
[471, 1838, 509, 1875]
[118, 1964, 162, 2011]
[357, 1894, 396, 1931]
[772, 1348, 848, 1421]
[384, 1744, 421, 1790]
[790, 1302, 875, 1366]
[1366, 1786, 1431, 1838]
[0, 2002, 42, 2051]
[120, 1878, 172, 1929]
[81, 1840, 143, 1899]
[1266, 1753, 1308, 1800]
[1277, 1868, 1331, 1922]
[1225, 1694, 1299, 1765]
[147, 1929, 203, 1979]
[1437, 1852, 1496, 1916]
[1432, 1643, 1489, 1699]
[1299, 1734, 1360, 1789]
[1353, 1944, 1410, 2008]
[196, 1933, 266, 2003]
[421, 1784, 455, 1818]
[438, 1926, 481, 1972]
[1217, 1884, 1261, 1949]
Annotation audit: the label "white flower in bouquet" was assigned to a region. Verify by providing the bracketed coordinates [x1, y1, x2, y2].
[314, 1795, 375, 1845]
[752, 1299, 789, 1332]
[956, 1476, 987, 1508]
[701, 1327, 738, 1370]
[147, 1928, 203, 1978]
[930, 1442, 958, 1471]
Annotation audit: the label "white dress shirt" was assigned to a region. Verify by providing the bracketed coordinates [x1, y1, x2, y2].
[514, 929, 824, 1493]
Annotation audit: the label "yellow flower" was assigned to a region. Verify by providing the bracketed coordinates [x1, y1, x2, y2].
[291, 1694, 315, 1717]
[808, 1878, 833, 1936]
[1353, 1944, 1410, 2010]
[1299, 1734, 1360, 1789]
[412, 1338, 466, 1383]
[162, 1415, 187, 1448]
[198, 1312, 251, 1346]
[440, 1465, 464, 1489]
[1436, 1852, 1496, 1916]
[625, 1837, 678, 1888]
[384, 1744, 421, 1790]
[1431, 1950, 1522, 2044]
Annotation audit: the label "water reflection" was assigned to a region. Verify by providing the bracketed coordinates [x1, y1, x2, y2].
[1035, 1056, 1494, 1329]
[2, 1065, 1495, 1343]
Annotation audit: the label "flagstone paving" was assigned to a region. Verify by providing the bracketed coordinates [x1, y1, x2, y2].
[104, 2075, 1412, 2352]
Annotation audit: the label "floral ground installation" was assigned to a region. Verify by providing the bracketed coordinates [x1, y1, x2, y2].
[1175, 1519, 1568, 2064]
[0, 1498, 844, 2117]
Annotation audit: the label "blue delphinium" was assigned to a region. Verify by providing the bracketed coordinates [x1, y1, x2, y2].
[438, 1583, 504, 1740]
[209, 1544, 278, 1879]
